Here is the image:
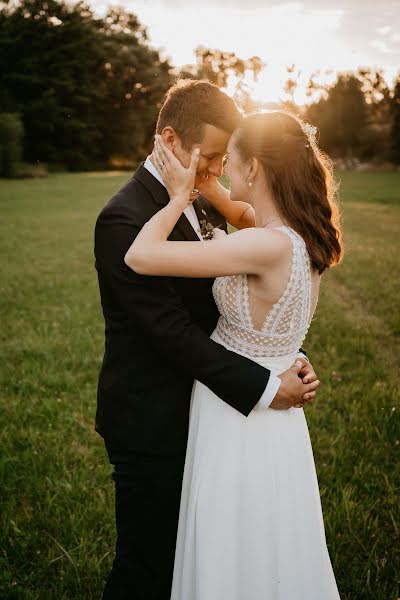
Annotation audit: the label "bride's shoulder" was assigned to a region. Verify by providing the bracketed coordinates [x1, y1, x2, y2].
[228, 226, 292, 262]
[230, 225, 292, 247]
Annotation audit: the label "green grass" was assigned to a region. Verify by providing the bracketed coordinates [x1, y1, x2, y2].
[1, 171, 399, 599]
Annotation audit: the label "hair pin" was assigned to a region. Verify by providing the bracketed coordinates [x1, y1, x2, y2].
[303, 124, 317, 138]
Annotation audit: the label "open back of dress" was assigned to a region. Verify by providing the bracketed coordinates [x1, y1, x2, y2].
[213, 226, 317, 359]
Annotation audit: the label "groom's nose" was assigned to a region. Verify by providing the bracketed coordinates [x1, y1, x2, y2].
[207, 158, 224, 178]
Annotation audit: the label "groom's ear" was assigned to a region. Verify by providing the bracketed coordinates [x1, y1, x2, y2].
[160, 127, 178, 153]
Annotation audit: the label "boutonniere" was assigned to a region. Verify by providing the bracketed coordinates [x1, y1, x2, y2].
[199, 219, 216, 240]
[199, 219, 223, 241]
[197, 207, 223, 240]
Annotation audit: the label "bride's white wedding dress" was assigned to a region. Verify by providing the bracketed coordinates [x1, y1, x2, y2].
[171, 226, 340, 600]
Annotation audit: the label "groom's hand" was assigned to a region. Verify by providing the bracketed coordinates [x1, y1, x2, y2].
[270, 360, 320, 410]
[297, 358, 319, 404]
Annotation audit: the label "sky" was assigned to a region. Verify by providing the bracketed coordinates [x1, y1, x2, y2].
[91, 0, 400, 103]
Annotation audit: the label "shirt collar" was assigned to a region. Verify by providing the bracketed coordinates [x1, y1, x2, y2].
[144, 156, 166, 188]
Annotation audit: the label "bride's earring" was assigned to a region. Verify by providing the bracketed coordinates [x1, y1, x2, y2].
[248, 180, 253, 187]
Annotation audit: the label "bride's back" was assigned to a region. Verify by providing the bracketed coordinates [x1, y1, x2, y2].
[212, 226, 320, 359]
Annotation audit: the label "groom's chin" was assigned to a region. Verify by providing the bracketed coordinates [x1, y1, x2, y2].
[193, 176, 203, 190]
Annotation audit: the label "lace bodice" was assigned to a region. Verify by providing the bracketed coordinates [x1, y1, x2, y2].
[212, 226, 314, 358]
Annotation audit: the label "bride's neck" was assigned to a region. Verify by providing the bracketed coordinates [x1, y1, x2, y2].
[252, 186, 282, 228]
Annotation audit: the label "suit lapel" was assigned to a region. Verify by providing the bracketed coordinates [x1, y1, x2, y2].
[133, 163, 170, 207]
[174, 213, 201, 242]
[192, 197, 208, 226]
[194, 196, 226, 230]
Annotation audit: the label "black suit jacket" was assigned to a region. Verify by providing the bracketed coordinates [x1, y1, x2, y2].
[94, 163, 271, 455]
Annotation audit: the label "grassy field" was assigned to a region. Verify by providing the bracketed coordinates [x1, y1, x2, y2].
[0, 170, 399, 599]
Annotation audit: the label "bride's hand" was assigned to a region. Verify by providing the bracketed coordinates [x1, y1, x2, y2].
[153, 135, 200, 205]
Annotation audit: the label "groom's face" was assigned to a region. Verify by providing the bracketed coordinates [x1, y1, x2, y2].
[165, 124, 230, 188]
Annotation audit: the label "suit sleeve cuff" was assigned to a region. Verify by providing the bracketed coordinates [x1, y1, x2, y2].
[257, 375, 281, 409]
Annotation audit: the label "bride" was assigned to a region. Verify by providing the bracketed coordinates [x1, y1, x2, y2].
[124, 111, 342, 599]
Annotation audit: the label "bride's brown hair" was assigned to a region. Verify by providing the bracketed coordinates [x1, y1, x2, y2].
[235, 111, 343, 273]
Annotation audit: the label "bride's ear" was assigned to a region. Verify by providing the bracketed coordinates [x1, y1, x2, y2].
[245, 157, 258, 181]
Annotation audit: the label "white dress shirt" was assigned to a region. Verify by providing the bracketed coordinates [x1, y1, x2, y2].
[143, 156, 282, 408]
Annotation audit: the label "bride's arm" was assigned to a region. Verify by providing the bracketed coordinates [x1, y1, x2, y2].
[125, 206, 289, 277]
[124, 198, 288, 278]
[124, 138, 289, 278]
[197, 176, 255, 230]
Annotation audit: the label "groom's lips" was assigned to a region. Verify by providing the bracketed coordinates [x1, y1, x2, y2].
[194, 173, 208, 187]
[195, 173, 210, 184]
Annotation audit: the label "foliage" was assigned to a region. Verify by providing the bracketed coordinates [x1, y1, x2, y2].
[92, 7, 172, 164]
[14, 161, 49, 178]
[390, 76, 400, 164]
[0, 112, 24, 177]
[283, 63, 301, 105]
[179, 46, 264, 109]
[0, 0, 173, 170]
[305, 74, 368, 158]
[303, 68, 396, 161]
[0, 0, 399, 167]
[0, 171, 399, 599]
[179, 54, 399, 162]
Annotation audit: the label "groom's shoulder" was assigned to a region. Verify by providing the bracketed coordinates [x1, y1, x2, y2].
[97, 168, 154, 225]
[101, 170, 148, 212]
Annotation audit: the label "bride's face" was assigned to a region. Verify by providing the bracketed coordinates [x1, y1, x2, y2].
[223, 133, 249, 204]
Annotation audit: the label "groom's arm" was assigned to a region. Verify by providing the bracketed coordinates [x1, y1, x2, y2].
[96, 205, 273, 416]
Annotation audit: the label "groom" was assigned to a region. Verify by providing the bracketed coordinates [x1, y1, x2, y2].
[94, 79, 320, 600]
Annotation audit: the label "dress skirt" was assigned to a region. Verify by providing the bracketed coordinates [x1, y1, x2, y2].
[170, 331, 340, 600]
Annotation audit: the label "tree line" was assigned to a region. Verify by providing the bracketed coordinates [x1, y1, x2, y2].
[0, 0, 399, 176]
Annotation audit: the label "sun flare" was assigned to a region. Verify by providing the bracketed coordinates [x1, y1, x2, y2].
[90, 0, 400, 105]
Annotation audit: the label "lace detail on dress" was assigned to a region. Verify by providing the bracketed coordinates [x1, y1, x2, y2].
[212, 226, 313, 358]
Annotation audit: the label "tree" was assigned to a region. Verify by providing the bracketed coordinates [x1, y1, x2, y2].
[305, 73, 368, 158]
[305, 70, 331, 103]
[0, 113, 24, 176]
[356, 68, 389, 107]
[179, 46, 264, 109]
[282, 64, 301, 110]
[97, 7, 173, 163]
[356, 68, 392, 160]
[0, 0, 106, 168]
[0, 0, 173, 169]
[390, 76, 400, 164]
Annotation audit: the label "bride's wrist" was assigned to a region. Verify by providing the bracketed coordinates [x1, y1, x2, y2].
[203, 180, 229, 205]
[170, 194, 190, 210]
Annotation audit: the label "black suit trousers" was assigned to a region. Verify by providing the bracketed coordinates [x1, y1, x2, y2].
[102, 441, 186, 600]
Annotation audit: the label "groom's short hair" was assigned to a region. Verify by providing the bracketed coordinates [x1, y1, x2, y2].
[156, 79, 242, 151]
